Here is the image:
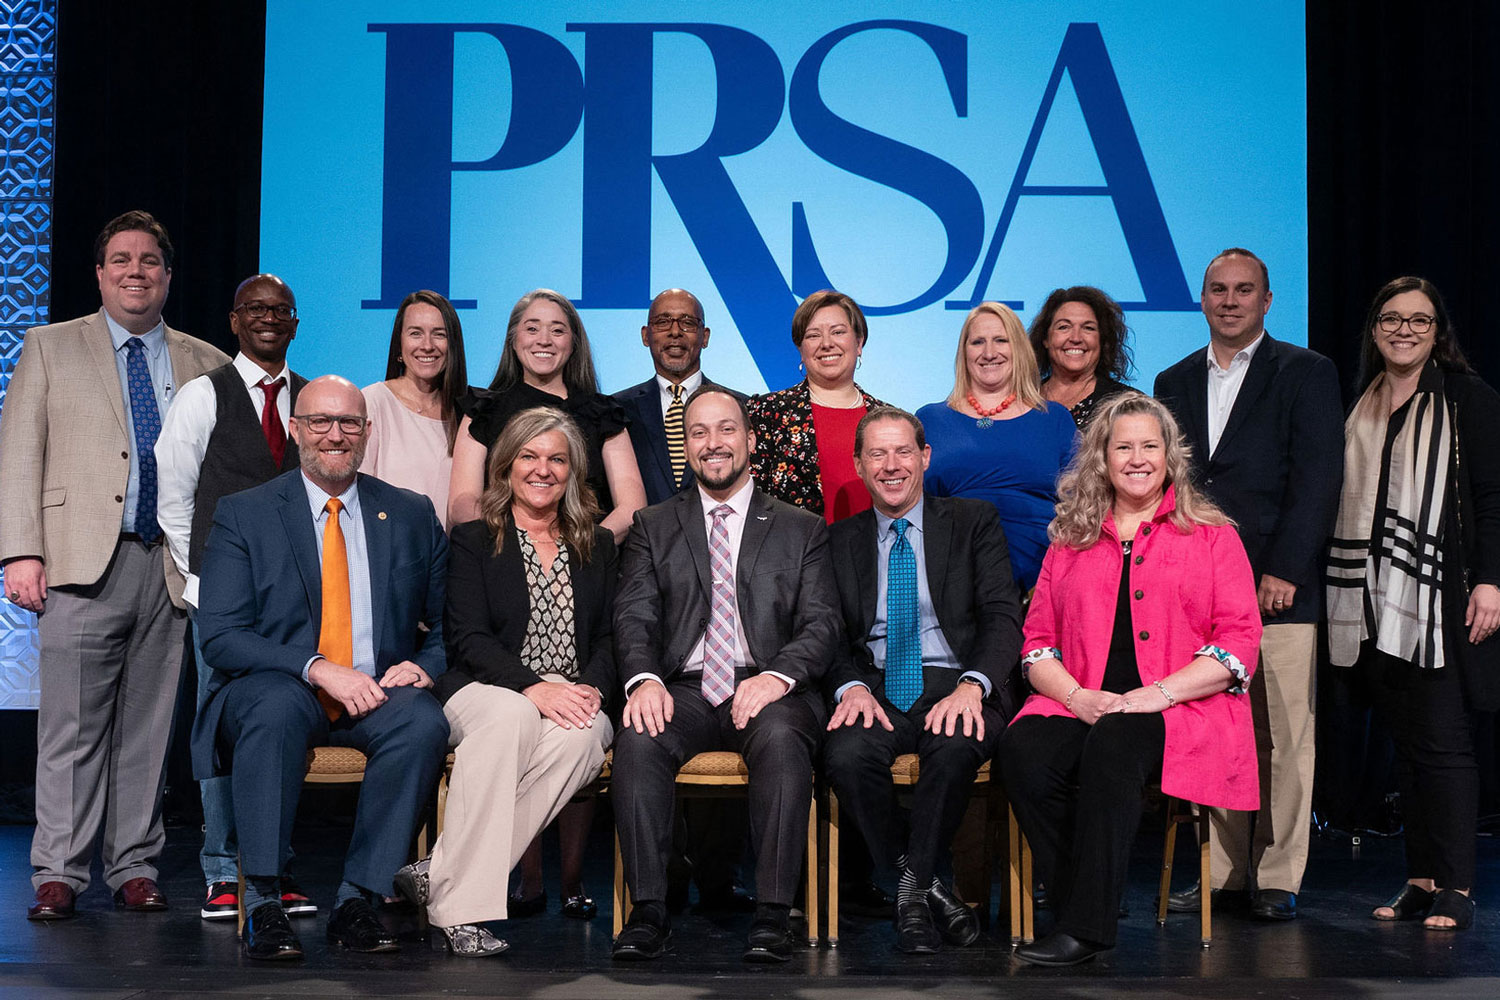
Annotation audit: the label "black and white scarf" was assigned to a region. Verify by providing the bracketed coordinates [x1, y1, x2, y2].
[1327, 371, 1451, 669]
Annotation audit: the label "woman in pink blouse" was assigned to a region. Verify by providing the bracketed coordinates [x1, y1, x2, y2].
[999, 392, 1262, 966]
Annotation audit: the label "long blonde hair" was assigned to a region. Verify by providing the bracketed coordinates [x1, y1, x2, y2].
[479, 407, 601, 561]
[944, 302, 1046, 411]
[1050, 392, 1229, 548]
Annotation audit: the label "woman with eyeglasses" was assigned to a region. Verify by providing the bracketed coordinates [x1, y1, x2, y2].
[747, 289, 887, 522]
[360, 291, 469, 529]
[1327, 277, 1500, 932]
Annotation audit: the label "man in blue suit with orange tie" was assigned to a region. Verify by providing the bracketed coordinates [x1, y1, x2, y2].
[193, 375, 449, 960]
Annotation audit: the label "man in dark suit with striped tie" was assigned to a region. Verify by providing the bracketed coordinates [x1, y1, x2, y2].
[614, 289, 747, 505]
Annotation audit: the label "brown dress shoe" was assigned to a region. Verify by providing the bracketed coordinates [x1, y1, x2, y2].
[28, 881, 76, 920]
[114, 877, 168, 911]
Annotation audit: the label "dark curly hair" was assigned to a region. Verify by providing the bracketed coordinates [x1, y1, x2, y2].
[1027, 285, 1132, 382]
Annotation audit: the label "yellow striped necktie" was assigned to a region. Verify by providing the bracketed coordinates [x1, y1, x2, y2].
[665, 383, 686, 485]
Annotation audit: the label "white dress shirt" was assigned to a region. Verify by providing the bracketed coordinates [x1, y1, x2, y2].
[656, 369, 703, 415]
[156, 352, 292, 607]
[1205, 331, 1266, 457]
[626, 476, 796, 695]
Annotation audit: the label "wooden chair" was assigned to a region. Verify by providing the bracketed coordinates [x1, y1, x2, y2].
[236, 745, 375, 935]
[1008, 790, 1213, 949]
[823, 756, 1010, 946]
[611, 751, 820, 946]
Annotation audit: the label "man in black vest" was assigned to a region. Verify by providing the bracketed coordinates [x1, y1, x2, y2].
[155, 273, 306, 921]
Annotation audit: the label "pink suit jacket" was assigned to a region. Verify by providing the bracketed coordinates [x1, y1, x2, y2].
[1013, 486, 1263, 810]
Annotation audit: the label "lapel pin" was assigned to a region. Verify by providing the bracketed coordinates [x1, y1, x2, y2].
[378, 511, 388, 520]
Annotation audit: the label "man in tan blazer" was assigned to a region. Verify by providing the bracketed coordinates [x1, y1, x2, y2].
[0, 210, 228, 920]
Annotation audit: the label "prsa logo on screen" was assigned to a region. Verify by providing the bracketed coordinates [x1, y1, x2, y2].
[365, 19, 1196, 388]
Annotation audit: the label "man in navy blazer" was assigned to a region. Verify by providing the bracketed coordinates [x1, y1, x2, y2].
[193, 376, 449, 960]
[614, 289, 747, 505]
[1154, 249, 1343, 921]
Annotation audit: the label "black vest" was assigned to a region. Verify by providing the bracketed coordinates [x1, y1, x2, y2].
[188, 363, 307, 572]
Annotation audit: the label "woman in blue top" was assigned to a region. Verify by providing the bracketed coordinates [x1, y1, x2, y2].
[918, 302, 1078, 591]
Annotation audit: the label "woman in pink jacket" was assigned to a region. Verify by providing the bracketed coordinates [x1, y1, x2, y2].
[1000, 392, 1262, 966]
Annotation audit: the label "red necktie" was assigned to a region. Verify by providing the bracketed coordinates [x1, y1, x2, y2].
[260, 377, 286, 466]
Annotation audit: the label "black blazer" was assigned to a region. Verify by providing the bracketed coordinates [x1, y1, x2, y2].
[827, 495, 1024, 720]
[1154, 333, 1344, 623]
[439, 519, 619, 707]
[614, 485, 840, 691]
[614, 375, 748, 505]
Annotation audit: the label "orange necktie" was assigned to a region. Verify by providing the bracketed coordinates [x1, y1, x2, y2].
[316, 498, 354, 720]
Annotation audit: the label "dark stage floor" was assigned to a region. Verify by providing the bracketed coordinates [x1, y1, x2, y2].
[3, 808, 1499, 999]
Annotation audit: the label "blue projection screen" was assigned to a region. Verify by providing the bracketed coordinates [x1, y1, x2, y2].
[261, 1, 1306, 404]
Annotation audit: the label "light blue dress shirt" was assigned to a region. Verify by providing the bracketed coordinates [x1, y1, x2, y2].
[104, 312, 174, 531]
[837, 498, 990, 703]
[299, 474, 376, 682]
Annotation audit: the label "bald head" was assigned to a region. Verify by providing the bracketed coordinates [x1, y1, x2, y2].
[290, 375, 368, 494]
[230, 273, 298, 375]
[642, 288, 710, 381]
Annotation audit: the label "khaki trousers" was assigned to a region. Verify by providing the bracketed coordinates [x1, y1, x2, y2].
[426, 679, 611, 927]
[1209, 622, 1317, 893]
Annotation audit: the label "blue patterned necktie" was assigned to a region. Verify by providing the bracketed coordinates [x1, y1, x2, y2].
[885, 516, 921, 711]
[124, 337, 163, 543]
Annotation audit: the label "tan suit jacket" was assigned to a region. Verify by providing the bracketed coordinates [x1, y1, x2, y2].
[0, 309, 228, 604]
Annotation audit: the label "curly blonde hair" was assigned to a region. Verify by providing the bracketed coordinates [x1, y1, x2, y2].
[479, 407, 601, 561]
[1050, 392, 1229, 548]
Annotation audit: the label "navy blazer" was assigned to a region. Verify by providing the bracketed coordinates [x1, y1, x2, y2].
[191, 470, 448, 776]
[827, 494, 1024, 720]
[1154, 333, 1344, 623]
[614, 375, 747, 506]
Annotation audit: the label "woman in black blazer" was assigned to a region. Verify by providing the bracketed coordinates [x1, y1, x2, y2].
[394, 406, 617, 956]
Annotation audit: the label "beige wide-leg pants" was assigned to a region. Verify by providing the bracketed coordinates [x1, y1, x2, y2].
[426, 678, 611, 927]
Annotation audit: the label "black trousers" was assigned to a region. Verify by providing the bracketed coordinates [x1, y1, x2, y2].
[613, 676, 823, 906]
[821, 680, 1002, 888]
[998, 712, 1164, 947]
[1366, 650, 1479, 889]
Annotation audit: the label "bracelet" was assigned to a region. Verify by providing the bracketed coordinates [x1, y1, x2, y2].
[1153, 680, 1177, 707]
[1063, 684, 1081, 711]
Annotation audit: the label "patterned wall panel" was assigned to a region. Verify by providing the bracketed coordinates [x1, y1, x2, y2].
[0, 0, 55, 709]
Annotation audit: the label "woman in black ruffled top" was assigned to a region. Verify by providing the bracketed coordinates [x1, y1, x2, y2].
[448, 289, 646, 542]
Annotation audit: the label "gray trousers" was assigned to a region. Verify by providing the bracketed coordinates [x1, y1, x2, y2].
[31, 538, 186, 892]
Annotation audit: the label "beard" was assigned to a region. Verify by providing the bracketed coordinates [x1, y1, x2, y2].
[690, 450, 747, 492]
[299, 436, 367, 486]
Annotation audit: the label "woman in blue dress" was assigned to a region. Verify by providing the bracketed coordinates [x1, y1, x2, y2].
[918, 302, 1078, 592]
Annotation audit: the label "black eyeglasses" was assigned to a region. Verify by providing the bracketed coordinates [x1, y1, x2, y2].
[1377, 312, 1435, 334]
[648, 314, 702, 334]
[235, 302, 298, 321]
[293, 414, 366, 434]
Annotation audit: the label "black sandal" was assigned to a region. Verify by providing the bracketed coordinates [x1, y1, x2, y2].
[1372, 883, 1434, 921]
[1424, 889, 1474, 931]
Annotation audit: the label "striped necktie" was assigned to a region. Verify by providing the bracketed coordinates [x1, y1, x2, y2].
[316, 498, 354, 721]
[701, 504, 737, 707]
[664, 383, 686, 486]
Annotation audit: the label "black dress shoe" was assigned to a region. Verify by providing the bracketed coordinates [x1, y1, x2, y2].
[508, 890, 546, 918]
[841, 879, 896, 918]
[894, 900, 941, 954]
[326, 897, 399, 952]
[1251, 888, 1297, 921]
[926, 882, 980, 947]
[1164, 881, 1250, 914]
[1014, 930, 1107, 967]
[744, 917, 794, 963]
[561, 893, 597, 919]
[613, 905, 671, 961]
[244, 902, 304, 961]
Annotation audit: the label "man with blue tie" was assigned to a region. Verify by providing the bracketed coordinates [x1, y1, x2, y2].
[193, 375, 450, 960]
[0, 211, 227, 920]
[822, 407, 1023, 953]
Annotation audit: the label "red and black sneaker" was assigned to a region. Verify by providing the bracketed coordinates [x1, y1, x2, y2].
[280, 876, 318, 917]
[201, 881, 238, 921]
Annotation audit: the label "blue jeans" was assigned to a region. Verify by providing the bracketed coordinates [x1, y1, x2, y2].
[193, 616, 238, 885]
